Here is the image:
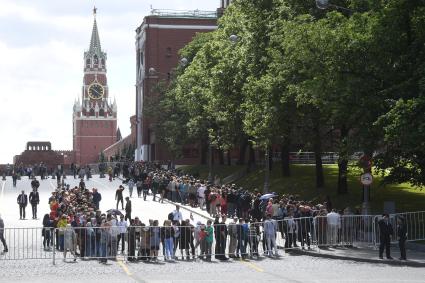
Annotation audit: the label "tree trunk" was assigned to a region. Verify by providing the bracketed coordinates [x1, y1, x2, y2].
[219, 149, 224, 165]
[200, 139, 208, 165]
[237, 139, 248, 165]
[337, 125, 349, 194]
[313, 120, 324, 189]
[211, 148, 215, 165]
[227, 150, 232, 166]
[248, 143, 256, 172]
[281, 142, 291, 177]
[269, 146, 273, 172]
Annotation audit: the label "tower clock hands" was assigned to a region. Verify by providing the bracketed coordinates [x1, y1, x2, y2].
[89, 83, 103, 99]
[92, 87, 100, 97]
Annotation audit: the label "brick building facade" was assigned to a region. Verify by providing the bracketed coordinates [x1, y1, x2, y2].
[135, 9, 218, 164]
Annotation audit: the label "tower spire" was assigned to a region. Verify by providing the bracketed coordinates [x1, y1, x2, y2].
[89, 7, 102, 54]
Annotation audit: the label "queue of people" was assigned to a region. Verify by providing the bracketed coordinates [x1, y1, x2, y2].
[1, 161, 410, 262]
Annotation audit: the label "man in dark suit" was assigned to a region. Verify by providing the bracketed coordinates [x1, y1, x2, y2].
[397, 217, 407, 260]
[17, 190, 28, 220]
[29, 188, 40, 219]
[92, 188, 102, 210]
[378, 213, 394, 259]
[125, 197, 132, 222]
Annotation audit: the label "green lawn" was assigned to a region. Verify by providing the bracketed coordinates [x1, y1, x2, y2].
[180, 163, 425, 213]
[237, 164, 425, 213]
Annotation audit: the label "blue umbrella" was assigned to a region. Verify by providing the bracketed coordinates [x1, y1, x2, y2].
[259, 193, 277, 201]
[106, 209, 124, 216]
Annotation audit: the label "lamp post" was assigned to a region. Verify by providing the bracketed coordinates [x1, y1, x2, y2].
[208, 142, 213, 184]
[264, 147, 270, 193]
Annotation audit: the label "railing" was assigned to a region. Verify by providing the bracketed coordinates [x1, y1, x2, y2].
[271, 152, 340, 164]
[1, 211, 424, 263]
[222, 167, 250, 184]
[0, 227, 55, 261]
[374, 211, 425, 245]
[150, 9, 217, 19]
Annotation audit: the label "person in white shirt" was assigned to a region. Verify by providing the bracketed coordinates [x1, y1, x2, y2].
[117, 215, 128, 253]
[173, 205, 183, 222]
[264, 214, 278, 256]
[326, 209, 341, 246]
[197, 184, 206, 210]
[109, 216, 120, 257]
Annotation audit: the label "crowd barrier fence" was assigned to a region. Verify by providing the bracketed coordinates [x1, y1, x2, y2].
[1, 211, 424, 264]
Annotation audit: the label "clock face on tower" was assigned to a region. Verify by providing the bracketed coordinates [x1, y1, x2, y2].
[88, 83, 104, 100]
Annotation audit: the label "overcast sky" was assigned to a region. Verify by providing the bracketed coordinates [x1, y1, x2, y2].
[0, 0, 219, 164]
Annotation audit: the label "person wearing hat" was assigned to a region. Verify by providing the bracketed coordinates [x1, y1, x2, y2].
[0, 214, 8, 253]
[378, 213, 394, 259]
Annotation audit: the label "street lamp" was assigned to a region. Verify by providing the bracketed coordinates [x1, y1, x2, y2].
[229, 34, 238, 44]
[208, 142, 213, 184]
[180, 57, 188, 67]
[264, 106, 277, 193]
[264, 147, 270, 193]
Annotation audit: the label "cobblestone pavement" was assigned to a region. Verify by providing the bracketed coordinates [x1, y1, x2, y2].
[1, 253, 424, 283]
[1, 176, 424, 282]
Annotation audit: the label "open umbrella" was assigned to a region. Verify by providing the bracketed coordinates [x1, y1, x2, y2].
[259, 193, 277, 201]
[106, 209, 124, 216]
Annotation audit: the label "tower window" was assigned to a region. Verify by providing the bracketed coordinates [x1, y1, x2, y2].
[93, 55, 98, 68]
[86, 58, 91, 68]
[101, 58, 105, 68]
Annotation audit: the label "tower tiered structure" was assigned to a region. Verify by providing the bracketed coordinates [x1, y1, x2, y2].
[73, 8, 117, 165]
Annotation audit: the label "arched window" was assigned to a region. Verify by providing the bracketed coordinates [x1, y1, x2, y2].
[101, 58, 105, 68]
[99, 109, 105, 117]
[86, 58, 91, 68]
[89, 108, 95, 116]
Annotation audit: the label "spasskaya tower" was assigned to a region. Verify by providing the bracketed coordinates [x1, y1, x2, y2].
[73, 7, 117, 165]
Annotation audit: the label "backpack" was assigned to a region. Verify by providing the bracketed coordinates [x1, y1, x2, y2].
[168, 212, 174, 221]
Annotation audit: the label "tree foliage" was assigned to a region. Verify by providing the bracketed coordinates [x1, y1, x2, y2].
[148, 0, 425, 190]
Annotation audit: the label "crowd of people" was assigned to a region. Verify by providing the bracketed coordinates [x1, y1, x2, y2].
[0, 161, 409, 262]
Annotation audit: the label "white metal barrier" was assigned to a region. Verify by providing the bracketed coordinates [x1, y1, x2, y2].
[0, 227, 55, 261]
[1, 211, 424, 263]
